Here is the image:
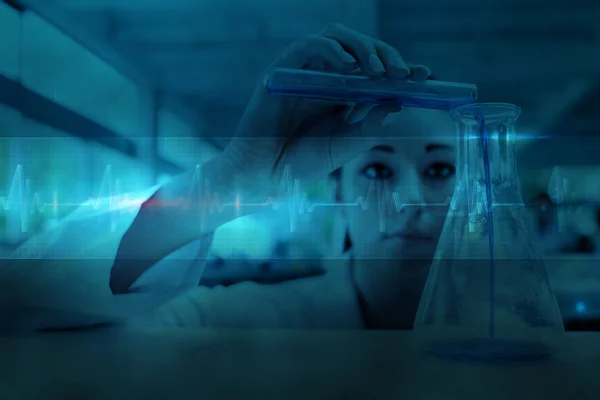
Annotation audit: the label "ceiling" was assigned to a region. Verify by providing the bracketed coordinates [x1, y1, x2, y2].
[15, 0, 600, 161]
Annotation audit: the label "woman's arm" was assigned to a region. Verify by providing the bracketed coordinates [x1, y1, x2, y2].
[110, 23, 415, 293]
[0, 154, 271, 332]
[110, 154, 274, 294]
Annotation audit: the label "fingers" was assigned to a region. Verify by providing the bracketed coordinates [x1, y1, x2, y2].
[328, 104, 402, 171]
[407, 63, 432, 82]
[274, 23, 433, 83]
[345, 103, 377, 124]
[273, 34, 358, 71]
[321, 24, 410, 79]
[321, 23, 385, 76]
[374, 40, 410, 79]
[357, 104, 403, 132]
[283, 103, 403, 180]
[341, 103, 402, 136]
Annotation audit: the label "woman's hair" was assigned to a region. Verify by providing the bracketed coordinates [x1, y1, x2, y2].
[329, 167, 352, 252]
[329, 167, 342, 181]
[343, 230, 352, 252]
[329, 167, 342, 201]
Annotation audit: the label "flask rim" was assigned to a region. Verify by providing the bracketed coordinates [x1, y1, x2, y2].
[451, 102, 521, 122]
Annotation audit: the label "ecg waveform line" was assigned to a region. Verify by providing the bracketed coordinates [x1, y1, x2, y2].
[4, 163, 436, 233]
[177, 165, 453, 232]
[1, 165, 146, 233]
[2, 163, 590, 234]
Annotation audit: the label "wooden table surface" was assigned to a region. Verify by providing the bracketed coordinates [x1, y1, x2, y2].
[1, 328, 600, 400]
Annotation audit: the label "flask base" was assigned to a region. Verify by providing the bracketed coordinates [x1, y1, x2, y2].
[425, 338, 554, 364]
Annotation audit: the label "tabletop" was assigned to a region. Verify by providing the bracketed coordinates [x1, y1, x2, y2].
[1, 328, 600, 400]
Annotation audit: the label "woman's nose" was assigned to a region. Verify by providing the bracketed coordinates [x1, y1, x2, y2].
[400, 171, 427, 205]
[394, 172, 427, 217]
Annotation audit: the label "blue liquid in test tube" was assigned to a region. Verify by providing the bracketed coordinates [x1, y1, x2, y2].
[264, 68, 477, 110]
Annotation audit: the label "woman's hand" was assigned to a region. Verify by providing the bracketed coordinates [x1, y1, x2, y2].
[221, 23, 431, 191]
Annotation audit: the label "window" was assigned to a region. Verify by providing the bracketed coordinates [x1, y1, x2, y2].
[21, 13, 142, 137]
[91, 143, 154, 196]
[0, 105, 21, 243]
[157, 108, 218, 169]
[0, 10, 195, 246]
[0, 105, 92, 242]
[0, 2, 20, 79]
[0, 104, 153, 243]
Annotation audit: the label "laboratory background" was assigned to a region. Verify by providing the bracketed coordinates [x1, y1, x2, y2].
[2, 1, 600, 325]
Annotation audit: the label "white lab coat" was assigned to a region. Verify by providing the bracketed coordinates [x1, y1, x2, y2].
[1, 185, 364, 331]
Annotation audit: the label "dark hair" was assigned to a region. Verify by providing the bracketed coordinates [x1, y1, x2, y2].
[343, 230, 352, 252]
[329, 167, 342, 181]
[329, 167, 352, 251]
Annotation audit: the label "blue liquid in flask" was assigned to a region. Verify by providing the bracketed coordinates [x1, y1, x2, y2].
[478, 115, 497, 340]
[414, 103, 564, 364]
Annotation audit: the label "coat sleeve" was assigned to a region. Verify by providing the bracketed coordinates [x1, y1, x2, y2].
[0, 185, 214, 333]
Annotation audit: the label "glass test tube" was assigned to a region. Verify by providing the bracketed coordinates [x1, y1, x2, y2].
[264, 67, 478, 110]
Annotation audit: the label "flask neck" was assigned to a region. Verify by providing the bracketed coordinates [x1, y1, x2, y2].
[458, 125, 520, 188]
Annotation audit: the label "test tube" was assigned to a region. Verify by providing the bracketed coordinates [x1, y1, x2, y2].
[264, 68, 478, 110]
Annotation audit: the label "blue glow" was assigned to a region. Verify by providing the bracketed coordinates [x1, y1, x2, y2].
[477, 115, 496, 340]
[212, 215, 274, 259]
[464, 133, 549, 140]
[576, 302, 586, 313]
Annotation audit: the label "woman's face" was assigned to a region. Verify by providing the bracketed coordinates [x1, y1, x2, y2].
[339, 108, 457, 261]
[337, 108, 457, 328]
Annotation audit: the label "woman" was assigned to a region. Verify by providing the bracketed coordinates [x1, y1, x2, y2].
[4, 24, 456, 331]
[121, 107, 456, 330]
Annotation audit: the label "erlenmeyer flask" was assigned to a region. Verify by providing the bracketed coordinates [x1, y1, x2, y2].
[414, 103, 565, 363]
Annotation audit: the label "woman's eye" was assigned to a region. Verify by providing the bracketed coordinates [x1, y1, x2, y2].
[361, 163, 394, 180]
[424, 163, 455, 180]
